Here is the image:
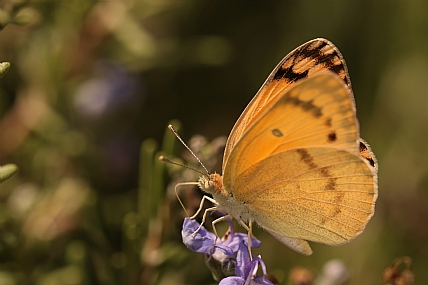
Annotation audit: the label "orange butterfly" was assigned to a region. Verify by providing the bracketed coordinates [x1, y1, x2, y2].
[175, 38, 378, 255]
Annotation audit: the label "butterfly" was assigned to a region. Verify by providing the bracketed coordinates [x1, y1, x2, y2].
[179, 38, 378, 256]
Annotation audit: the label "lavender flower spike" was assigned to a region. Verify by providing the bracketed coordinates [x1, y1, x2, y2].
[219, 241, 273, 285]
[181, 217, 261, 255]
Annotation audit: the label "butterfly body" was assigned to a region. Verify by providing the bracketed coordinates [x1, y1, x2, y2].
[196, 38, 378, 256]
[199, 173, 254, 223]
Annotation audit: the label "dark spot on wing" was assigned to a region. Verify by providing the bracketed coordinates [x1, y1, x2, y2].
[305, 41, 348, 84]
[298, 149, 323, 173]
[284, 96, 323, 118]
[302, 100, 322, 117]
[359, 141, 376, 167]
[330, 63, 346, 76]
[297, 148, 337, 191]
[367, 156, 375, 167]
[328, 132, 337, 142]
[326, 177, 337, 191]
[332, 192, 345, 217]
[325, 118, 332, 127]
[272, 39, 350, 88]
[274, 65, 308, 82]
[298, 40, 326, 58]
[359, 141, 368, 151]
[272, 128, 283, 137]
[319, 167, 330, 177]
[297, 149, 316, 169]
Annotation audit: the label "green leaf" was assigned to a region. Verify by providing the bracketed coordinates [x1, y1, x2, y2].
[0, 164, 18, 183]
[0, 62, 10, 77]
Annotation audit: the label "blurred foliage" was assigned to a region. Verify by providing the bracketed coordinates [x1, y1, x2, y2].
[0, 61, 10, 77]
[0, 0, 427, 284]
[0, 163, 18, 182]
[381, 256, 414, 285]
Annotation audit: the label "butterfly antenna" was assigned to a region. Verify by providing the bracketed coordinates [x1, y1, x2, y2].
[158, 156, 206, 176]
[167, 124, 210, 174]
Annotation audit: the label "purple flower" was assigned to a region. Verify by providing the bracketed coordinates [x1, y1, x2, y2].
[181, 218, 261, 256]
[182, 218, 272, 284]
[219, 241, 273, 285]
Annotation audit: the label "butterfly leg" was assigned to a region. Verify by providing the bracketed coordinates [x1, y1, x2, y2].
[174, 181, 199, 217]
[211, 214, 233, 244]
[235, 219, 254, 259]
[189, 195, 218, 220]
[236, 219, 250, 231]
[192, 206, 219, 236]
[248, 220, 253, 260]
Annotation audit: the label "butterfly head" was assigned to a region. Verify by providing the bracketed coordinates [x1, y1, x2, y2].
[198, 173, 225, 195]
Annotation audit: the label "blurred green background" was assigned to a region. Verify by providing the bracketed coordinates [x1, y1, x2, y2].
[1, 1, 427, 284]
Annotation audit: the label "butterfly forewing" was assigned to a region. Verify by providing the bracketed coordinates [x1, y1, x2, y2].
[223, 72, 359, 185]
[223, 38, 352, 172]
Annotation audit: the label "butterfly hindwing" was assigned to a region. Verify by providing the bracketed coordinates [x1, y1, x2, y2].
[265, 229, 313, 256]
[233, 147, 376, 249]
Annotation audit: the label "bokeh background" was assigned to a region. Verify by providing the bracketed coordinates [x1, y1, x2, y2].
[1, 1, 427, 285]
